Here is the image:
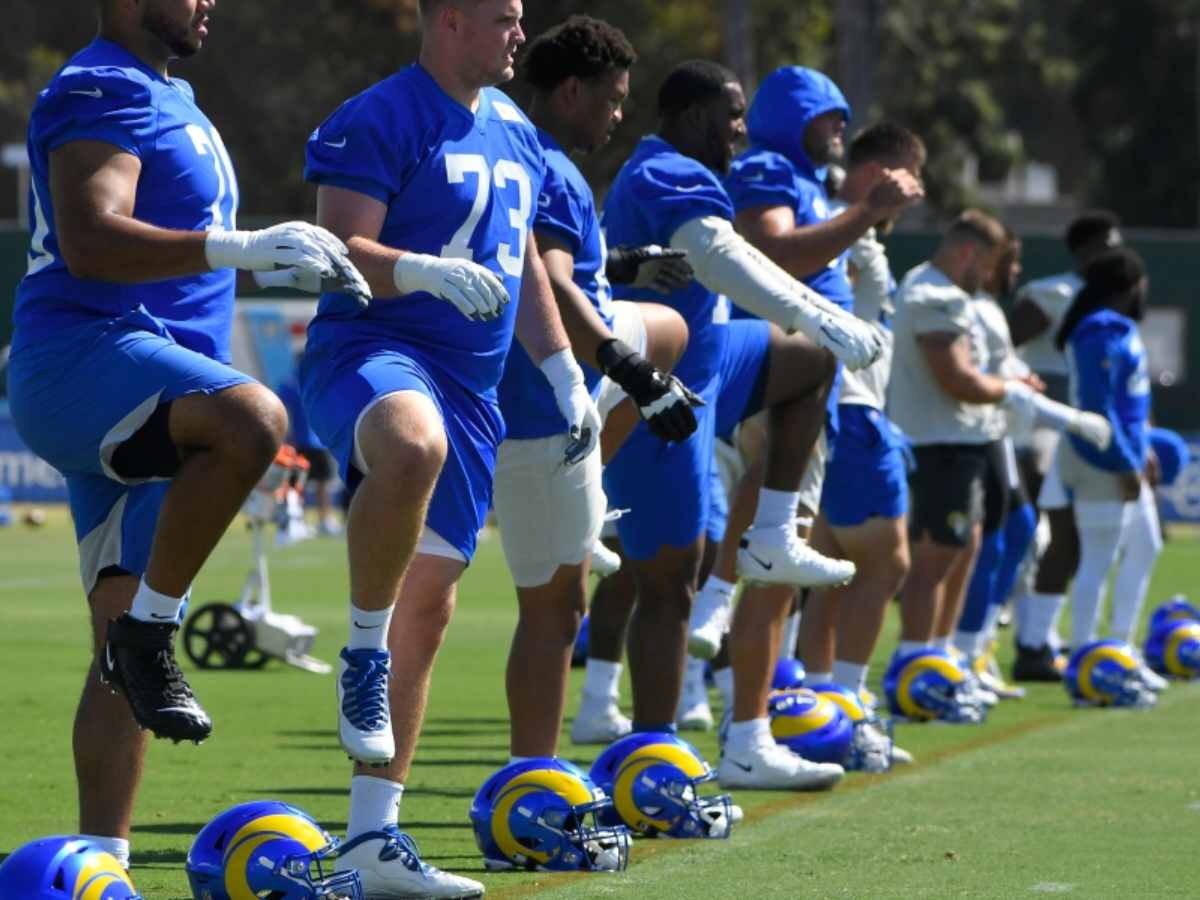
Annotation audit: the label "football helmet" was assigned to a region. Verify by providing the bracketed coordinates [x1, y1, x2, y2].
[590, 732, 734, 839]
[0, 837, 140, 899]
[1144, 619, 1200, 679]
[767, 688, 853, 765]
[771, 656, 807, 691]
[884, 648, 988, 723]
[1148, 596, 1200, 634]
[185, 800, 362, 900]
[806, 681, 893, 772]
[1064, 639, 1157, 708]
[470, 758, 630, 871]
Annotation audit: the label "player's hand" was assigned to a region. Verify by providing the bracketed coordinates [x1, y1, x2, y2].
[596, 338, 703, 443]
[253, 254, 372, 308]
[607, 245, 693, 293]
[791, 305, 883, 371]
[865, 168, 924, 219]
[393, 253, 510, 322]
[1118, 469, 1142, 502]
[206, 221, 350, 278]
[540, 349, 601, 465]
[1066, 410, 1113, 451]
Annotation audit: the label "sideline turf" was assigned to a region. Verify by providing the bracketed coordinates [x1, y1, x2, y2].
[0, 509, 1195, 898]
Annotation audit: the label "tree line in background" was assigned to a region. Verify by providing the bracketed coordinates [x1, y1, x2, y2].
[1, 0, 1198, 226]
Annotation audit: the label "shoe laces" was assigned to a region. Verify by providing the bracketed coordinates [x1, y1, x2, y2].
[342, 651, 390, 730]
[376, 827, 428, 874]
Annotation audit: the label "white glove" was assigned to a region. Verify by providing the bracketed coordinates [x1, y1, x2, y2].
[206, 221, 349, 275]
[393, 253, 510, 321]
[790, 304, 883, 371]
[540, 349, 601, 466]
[1002, 380, 1040, 423]
[1067, 410, 1113, 451]
[252, 255, 372, 309]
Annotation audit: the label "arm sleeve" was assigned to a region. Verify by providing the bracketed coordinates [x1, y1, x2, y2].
[305, 92, 410, 205]
[848, 232, 893, 323]
[669, 215, 839, 330]
[1071, 331, 1142, 472]
[37, 70, 157, 159]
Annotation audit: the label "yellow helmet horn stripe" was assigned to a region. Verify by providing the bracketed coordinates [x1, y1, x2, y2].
[73, 853, 135, 900]
[897, 656, 962, 720]
[491, 768, 595, 866]
[1165, 623, 1200, 677]
[221, 814, 330, 900]
[613, 743, 706, 833]
[1077, 645, 1138, 703]
[814, 690, 866, 723]
[769, 693, 837, 739]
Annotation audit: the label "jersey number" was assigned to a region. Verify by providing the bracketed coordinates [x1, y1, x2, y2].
[185, 123, 239, 231]
[441, 153, 531, 278]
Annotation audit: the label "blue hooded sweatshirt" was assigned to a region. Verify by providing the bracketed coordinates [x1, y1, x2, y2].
[1066, 308, 1151, 473]
[725, 66, 854, 313]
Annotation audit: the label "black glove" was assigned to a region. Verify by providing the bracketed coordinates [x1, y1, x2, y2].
[596, 338, 705, 443]
[605, 245, 688, 285]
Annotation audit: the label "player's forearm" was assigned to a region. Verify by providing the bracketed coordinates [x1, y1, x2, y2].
[57, 212, 209, 283]
[344, 236, 409, 298]
[937, 368, 1008, 405]
[739, 203, 876, 280]
[515, 247, 571, 364]
[547, 274, 612, 369]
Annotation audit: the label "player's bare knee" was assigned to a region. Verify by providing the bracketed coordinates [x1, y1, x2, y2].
[208, 384, 287, 475]
[643, 306, 689, 372]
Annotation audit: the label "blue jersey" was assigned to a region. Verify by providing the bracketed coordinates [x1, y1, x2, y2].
[498, 127, 613, 439]
[14, 38, 239, 361]
[602, 136, 734, 396]
[1066, 309, 1151, 473]
[726, 66, 853, 314]
[304, 65, 545, 399]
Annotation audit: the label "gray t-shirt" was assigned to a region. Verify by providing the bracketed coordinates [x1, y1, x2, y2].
[1014, 271, 1082, 377]
[888, 262, 993, 445]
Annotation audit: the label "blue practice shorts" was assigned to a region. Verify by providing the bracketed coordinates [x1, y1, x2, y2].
[7, 306, 252, 594]
[605, 319, 771, 561]
[820, 404, 909, 528]
[300, 340, 504, 562]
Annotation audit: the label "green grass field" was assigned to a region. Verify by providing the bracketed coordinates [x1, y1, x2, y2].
[2, 509, 1197, 898]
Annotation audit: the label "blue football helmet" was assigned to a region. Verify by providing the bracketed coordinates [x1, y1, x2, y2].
[1064, 639, 1156, 708]
[590, 732, 734, 839]
[1148, 596, 1200, 634]
[0, 837, 140, 899]
[884, 648, 987, 724]
[771, 656, 807, 691]
[767, 688, 853, 765]
[470, 758, 630, 871]
[1145, 619, 1200, 679]
[806, 682, 893, 772]
[185, 800, 362, 900]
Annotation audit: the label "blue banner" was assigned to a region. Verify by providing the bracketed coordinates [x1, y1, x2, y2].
[0, 412, 68, 502]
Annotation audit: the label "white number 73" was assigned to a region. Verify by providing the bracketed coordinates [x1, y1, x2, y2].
[441, 153, 530, 278]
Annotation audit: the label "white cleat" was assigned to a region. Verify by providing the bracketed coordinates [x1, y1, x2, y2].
[718, 740, 844, 791]
[590, 539, 622, 578]
[855, 722, 913, 770]
[961, 672, 999, 708]
[337, 648, 395, 765]
[688, 588, 733, 660]
[571, 694, 632, 745]
[1139, 664, 1169, 692]
[337, 826, 484, 899]
[676, 689, 714, 732]
[737, 526, 855, 588]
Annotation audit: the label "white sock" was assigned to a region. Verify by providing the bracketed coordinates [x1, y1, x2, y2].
[583, 658, 622, 701]
[752, 488, 800, 530]
[686, 655, 707, 682]
[701, 575, 737, 599]
[953, 630, 984, 660]
[80, 835, 129, 870]
[778, 611, 801, 659]
[347, 776, 404, 839]
[832, 660, 867, 694]
[981, 604, 1003, 642]
[713, 666, 735, 711]
[727, 716, 773, 753]
[932, 635, 952, 652]
[1020, 592, 1065, 648]
[805, 670, 832, 685]
[128, 579, 185, 624]
[348, 603, 393, 651]
[1110, 492, 1162, 645]
[898, 640, 929, 658]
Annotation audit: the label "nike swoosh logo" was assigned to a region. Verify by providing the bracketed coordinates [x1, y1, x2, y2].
[156, 706, 198, 715]
[70, 88, 103, 98]
[729, 759, 753, 772]
[149, 612, 176, 621]
[673, 184, 711, 193]
[739, 541, 774, 571]
[105, 644, 116, 671]
[352, 620, 381, 630]
[538, 194, 552, 208]
[324, 137, 348, 148]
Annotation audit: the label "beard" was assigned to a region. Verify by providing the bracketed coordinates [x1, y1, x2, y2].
[142, 6, 199, 58]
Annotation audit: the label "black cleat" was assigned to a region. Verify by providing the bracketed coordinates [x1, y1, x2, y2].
[1012, 643, 1064, 683]
[100, 613, 213, 743]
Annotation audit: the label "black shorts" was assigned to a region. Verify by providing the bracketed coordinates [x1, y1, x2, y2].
[909, 443, 990, 547]
[982, 439, 1013, 533]
[295, 446, 334, 482]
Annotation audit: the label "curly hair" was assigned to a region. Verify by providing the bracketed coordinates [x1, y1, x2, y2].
[522, 15, 637, 92]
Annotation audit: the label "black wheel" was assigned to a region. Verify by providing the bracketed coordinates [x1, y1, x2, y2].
[183, 602, 255, 670]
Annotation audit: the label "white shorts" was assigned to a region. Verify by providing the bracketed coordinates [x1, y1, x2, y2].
[493, 435, 605, 587]
[594, 301, 648, 422]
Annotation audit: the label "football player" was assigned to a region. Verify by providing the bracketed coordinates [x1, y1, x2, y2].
[6, 0, 365, 870]
[300, 0, 588, 895]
